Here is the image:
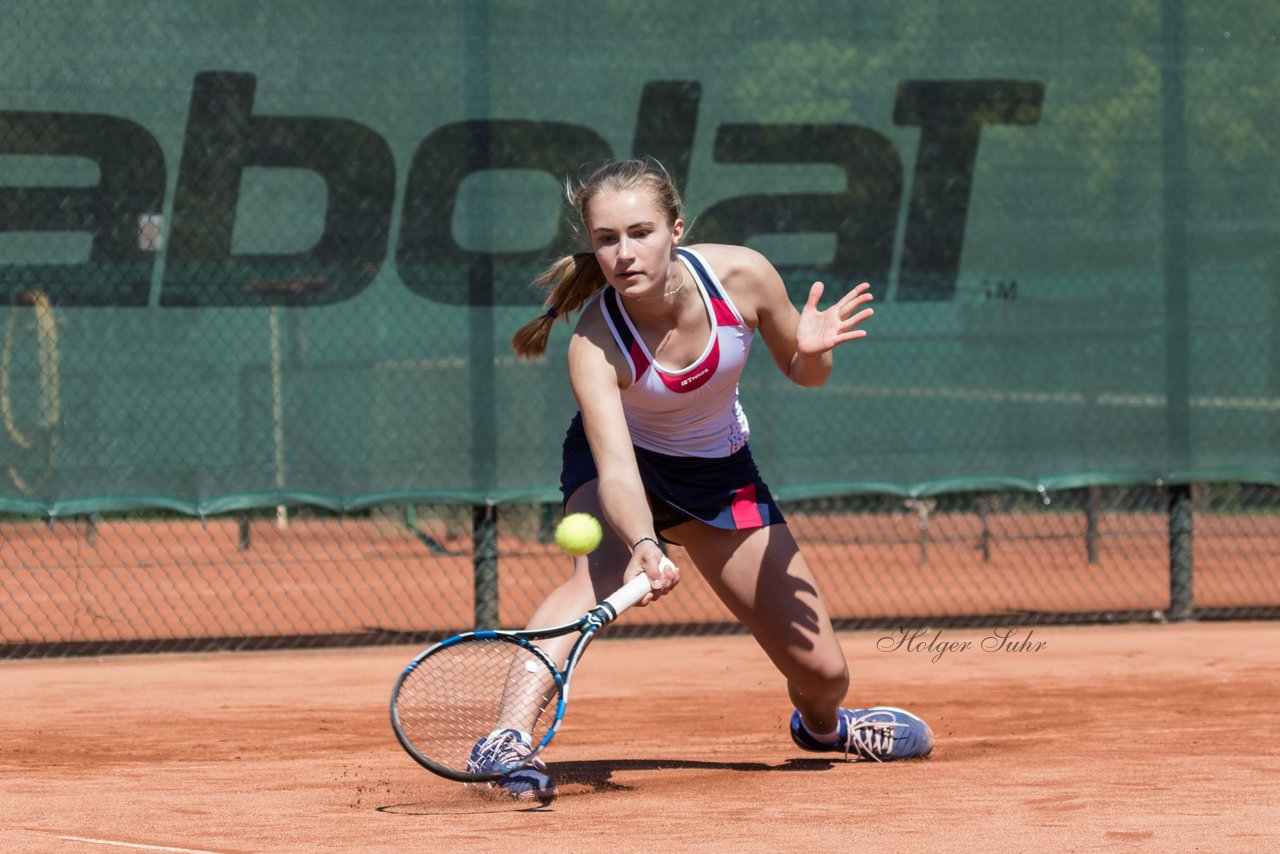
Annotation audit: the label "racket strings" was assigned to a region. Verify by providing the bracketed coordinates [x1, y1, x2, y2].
[395, 637, 559, 775]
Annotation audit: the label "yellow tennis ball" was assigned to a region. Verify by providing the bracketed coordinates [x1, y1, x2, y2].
[555, 512, 603, 556]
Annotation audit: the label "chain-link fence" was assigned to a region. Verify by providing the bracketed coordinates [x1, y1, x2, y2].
[4, 483, 1278, 657]
[3, 1, 1278, 657]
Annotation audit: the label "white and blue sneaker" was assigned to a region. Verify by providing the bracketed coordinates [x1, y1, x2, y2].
[790, 707, 934, 762]
[465, 728, 557, 802]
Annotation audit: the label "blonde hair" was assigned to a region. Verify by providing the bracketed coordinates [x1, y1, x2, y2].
[509, 158, 684, 358]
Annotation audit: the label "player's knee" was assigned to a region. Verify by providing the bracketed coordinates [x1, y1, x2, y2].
[793, 658, 849, 704]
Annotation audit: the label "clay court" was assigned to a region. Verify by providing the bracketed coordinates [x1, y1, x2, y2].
[3, 619, 1277, 853]
[4, 0, 1279, 850]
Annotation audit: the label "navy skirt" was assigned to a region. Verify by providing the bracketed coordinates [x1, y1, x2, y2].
[559, 412, 784, 540]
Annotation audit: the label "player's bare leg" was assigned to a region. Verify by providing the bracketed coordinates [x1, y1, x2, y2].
[674, 520, 932, 760]
[474, 482, 628, 802]
[523, 479, 631, 669]
[672, 520, 849, 733]
[488, 481, 624, 744]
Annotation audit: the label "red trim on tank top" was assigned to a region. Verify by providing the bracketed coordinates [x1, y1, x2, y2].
[655, 335, 720, 393]
[710, 297, 738, 327]
[628, 339, 651, 381]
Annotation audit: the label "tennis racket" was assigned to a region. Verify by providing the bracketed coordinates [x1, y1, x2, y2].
[390, 570, 659, 783]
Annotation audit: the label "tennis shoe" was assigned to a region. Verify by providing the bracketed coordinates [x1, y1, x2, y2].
[465, 728, 557, 802]
[790, 706, 934, 762]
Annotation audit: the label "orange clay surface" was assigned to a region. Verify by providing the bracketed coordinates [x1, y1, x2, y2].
[2, 621, 1278, 853]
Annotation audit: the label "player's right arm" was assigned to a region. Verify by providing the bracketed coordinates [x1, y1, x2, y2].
[567, 311, 677, 598]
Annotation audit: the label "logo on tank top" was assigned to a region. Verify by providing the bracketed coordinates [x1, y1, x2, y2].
[659, 336, 720, 393]
[680, 366, 711, 387]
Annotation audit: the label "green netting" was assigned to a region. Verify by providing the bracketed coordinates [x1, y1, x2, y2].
[2, 0, 1278, 515]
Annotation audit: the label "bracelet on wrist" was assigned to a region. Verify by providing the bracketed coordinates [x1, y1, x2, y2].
[630, 536, 661, 552]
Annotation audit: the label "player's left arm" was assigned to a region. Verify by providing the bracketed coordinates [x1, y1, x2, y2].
[716, 244, 875, 388]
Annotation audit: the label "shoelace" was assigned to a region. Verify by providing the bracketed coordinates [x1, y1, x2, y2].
[479, 730, 531, 770]
[465, 729, 553, 796]
[842, 712, 908, 763]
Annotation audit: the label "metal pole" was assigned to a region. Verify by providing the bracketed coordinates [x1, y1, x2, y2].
[1085, 486, 1100, 564]
[465, 1, 499, 628]
[1168, 484, 1193, 621]
[473, 504, 499, 627]
[268, 304, 287, 528]
[1160, 0, 1193, 619]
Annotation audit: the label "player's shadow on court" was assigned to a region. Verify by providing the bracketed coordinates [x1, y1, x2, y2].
[549, 756, 838, 796]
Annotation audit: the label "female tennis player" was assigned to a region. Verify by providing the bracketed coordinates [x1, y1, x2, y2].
[490, 158, 932, 800]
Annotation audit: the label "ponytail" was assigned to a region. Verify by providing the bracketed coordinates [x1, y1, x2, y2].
[509, 252, 608, 358]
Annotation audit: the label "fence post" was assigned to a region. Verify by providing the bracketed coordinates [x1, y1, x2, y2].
[473, 503, 499, 627]
[1159, 0, 1192, 622]
[1167, 484, 1193, 621]
[976, 495, 992, 563]
[1085, 486, 1100, 564]
[463, 0, 499, 631]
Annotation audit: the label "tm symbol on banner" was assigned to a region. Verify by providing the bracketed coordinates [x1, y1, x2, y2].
[982, 280, 1018, 301]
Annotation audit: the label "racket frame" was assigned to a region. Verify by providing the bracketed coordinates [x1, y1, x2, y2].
[390, 572, 654, 782]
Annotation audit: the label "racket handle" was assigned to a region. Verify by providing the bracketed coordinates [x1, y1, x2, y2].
[603, 566, 667, 615]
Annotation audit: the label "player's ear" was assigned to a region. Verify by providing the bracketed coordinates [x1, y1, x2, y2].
[671, 217, 685, 246]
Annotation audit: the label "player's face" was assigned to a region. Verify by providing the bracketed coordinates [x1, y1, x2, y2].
[586, 189, 684, 298]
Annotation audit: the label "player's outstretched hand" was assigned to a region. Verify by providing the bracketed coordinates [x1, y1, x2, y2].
[795, 281, 874, 358]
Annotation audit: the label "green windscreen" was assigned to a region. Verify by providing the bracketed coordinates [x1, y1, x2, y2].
[2, 0, 1277, 515]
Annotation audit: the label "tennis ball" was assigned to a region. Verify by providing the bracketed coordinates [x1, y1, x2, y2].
[555, 512, 603, 556]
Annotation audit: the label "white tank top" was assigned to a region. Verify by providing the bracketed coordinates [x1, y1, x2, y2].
[599, 247, 753, 458]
